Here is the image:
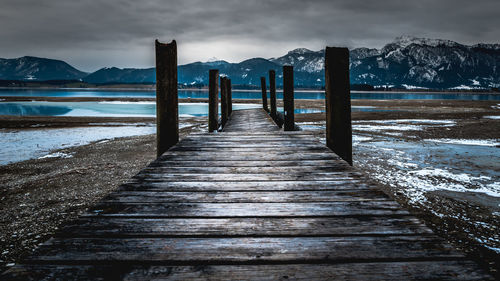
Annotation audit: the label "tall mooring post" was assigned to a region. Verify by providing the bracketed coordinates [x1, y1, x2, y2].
[325, 47, 352, 165]
[155, 39, 178, 157]
[261, 77, 269, 112]
[283, 65, 295, 131]
[269, 70, 277, 118]
[208, 69, 219, 132]
[220, 76, 228, 128]
[227, 78, 233, 116]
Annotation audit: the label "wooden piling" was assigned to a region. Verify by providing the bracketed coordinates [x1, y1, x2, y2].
[261, 77, 268, 112]
[283, 66, 295, 131]
[269, 70, 277, 118]
[325, 47, 352, 165]
[155, 39, 178, 157]
[220, 77, 228, 128]
[227, 78, 232, 116]
[208, 69, 219, 132]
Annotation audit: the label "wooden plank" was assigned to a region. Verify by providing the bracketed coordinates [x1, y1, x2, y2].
[102, 190, 390, 203]
[172, 142, 327, 148]
[157, 153, 343, 161]
[155, 39, 178, 156]
[148, 160, 344, 167]
[4, 261, 493, 281]
[119, 180, 372, 192]
[85, 202, 409, 217]
[27, 236, 461, 263]
[134, 173, 363, 182]
[58, 216, 432, 237]
[169, 146, 330, 152]
[140, 166, 354, 174]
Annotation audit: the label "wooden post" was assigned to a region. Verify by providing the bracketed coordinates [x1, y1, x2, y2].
[227, 78, 232, 116]
[325, 47, 352, 165]
[260, 77, 268, 112]
[220, 76, 228, 128]
[155, 39, 178, 157]
[283, 65, 295, 131]
[208, 69, 219, 132]
[269, 70, 277, 118]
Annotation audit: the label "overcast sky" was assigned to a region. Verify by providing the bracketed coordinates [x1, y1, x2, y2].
[1, 0, 498, 72]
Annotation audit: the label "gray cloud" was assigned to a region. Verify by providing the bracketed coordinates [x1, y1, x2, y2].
[1, 0, 498, 71]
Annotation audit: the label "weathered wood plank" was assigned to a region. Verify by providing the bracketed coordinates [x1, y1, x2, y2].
[119, 180, 372, 192]
[4, 261, 493, 281]
[58, 216, 432, 237]
[148, 160, 344, 167]
[157, 154, 343, 161]
[140, 166, 352, 174]
[27, 236, 462, 263]
[134, 173, 362, 182]
[102, 190, 390, 203]
[85, 202, 409, 217]
[170, 146, 330, 152]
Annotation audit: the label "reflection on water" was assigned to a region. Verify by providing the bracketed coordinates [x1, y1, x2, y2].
[0, 102, 265, 117]
[0, 101, 339, 117]
[1, 89, 499, 100]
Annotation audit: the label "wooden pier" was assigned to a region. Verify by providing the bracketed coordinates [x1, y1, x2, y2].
[2, 40, 492, 279]
[2, 108, 492, 280]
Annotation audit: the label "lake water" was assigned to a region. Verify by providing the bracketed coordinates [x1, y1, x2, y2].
[0, 101, 329, 117]
[1, 89, 499, 100]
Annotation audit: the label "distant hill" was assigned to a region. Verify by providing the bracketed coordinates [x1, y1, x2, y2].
[84, 67, 155, 84]
[2, 36, 499, 89]
[0, 56, 87, 81]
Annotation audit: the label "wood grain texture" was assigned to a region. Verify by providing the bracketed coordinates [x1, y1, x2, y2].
[3, 262, 493, 281]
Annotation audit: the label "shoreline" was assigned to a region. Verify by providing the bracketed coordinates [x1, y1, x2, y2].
[1, 86, 499, 95]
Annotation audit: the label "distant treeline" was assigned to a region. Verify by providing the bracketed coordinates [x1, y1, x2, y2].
[1, 80, 498, 92]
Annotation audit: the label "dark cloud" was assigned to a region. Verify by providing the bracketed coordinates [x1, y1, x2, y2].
[1, 0, 498, 71]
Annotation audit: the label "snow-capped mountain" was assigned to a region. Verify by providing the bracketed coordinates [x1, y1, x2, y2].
[0, 56, 87, 81]
[1, 36, 499, 89]
[350, 36, 500, 88]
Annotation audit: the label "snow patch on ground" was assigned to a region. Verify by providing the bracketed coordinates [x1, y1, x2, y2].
[354, 124, 423, 131]
[353, 135, 373, 142]
[425, 138, 500, 147]
[484, 116, 500, 119]
[38, 152, 73, 159]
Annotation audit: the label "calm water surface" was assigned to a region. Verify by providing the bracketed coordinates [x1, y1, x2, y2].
[1, 89, 499, 100]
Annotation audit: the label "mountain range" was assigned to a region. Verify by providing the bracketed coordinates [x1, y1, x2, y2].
[1, 36, 499, 89]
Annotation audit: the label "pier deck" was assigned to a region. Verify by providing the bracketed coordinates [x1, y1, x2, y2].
[2, 108, 491, 280]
